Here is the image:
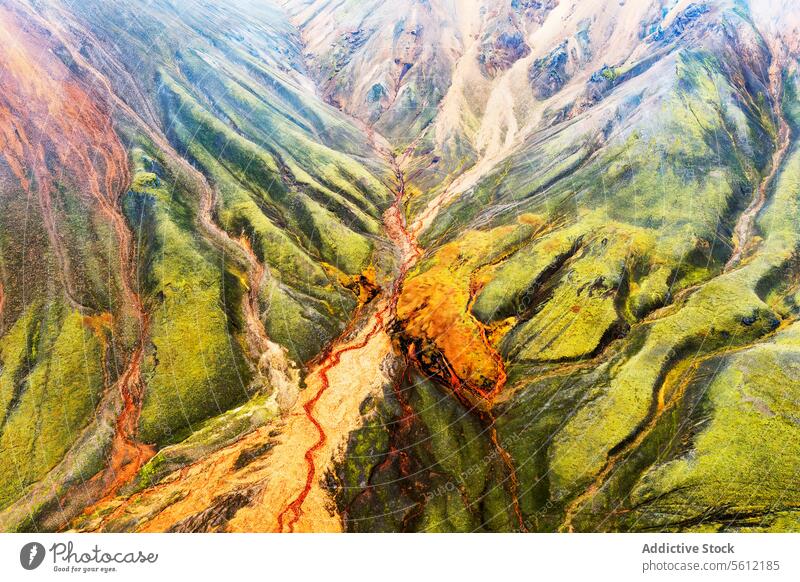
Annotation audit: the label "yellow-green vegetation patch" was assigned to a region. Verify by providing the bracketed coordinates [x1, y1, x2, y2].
[548, 272, 779, 498]
[337, 375, 517, 532]
[409, 377, 514, 532]
[0, 307, 39, 422]
[628, 263, 674, 319]
[617, 133, 800, 530]
[507, 218, 657, 362]
[628, 323, 800, 530]
[133, 392, 278, 490]
[548, 131, 800, 501]
[158, 75, 377, 360]
[177, 48, 390, 214]
[332, 392, 393, 526]
[159, 73, 378, 275]
[472, 224, 579, 323]
[0, 307, 104, 510]
[124, 149, 251, 446]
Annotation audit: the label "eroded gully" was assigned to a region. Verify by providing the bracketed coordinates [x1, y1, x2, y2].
[273, 138, 526, 532]
[274, 144, 422, 532]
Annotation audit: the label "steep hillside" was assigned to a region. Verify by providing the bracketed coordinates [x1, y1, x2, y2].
[0, 0, 391, 530]
[1, 0, 799, 532]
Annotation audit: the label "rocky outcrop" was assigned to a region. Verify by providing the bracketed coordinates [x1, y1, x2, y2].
[529, 40, 570, 99]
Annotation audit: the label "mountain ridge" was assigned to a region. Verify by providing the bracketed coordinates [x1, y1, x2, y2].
[1, 0, 799, 532]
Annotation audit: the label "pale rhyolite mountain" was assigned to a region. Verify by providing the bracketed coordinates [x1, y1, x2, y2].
[0, 0, 799, 532]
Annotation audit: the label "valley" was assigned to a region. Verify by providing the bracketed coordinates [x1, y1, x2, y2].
[0, 0, 799, 533]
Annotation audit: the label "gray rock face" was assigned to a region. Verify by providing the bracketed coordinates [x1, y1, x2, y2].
[529, 40, 570, 99]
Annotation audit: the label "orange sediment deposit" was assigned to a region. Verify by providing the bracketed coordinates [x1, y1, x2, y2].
[276, 308, 390, 532]
[275, 157, 422, 532]
[397, 210, 535, 400]
[320, 262, 381, 306]
[82, 312, 114, 336]
[80, 314, 154, 503]
[398, 216, 543, 394]
[395, 233, 514, 398]
[95, 331, 156, 501]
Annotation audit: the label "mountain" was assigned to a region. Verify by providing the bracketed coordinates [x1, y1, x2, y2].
[0, 0, 798, 532]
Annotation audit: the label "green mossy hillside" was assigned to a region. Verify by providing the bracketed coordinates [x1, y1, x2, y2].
[124, 148, 252, 446]
[337, 376, 516, 532]
[0, 306, 104, 511]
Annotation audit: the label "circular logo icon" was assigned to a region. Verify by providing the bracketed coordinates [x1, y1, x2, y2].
[20, 542, 46, 570]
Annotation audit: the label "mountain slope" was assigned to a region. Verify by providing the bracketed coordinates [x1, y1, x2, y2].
[0, 0, 799, 532]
